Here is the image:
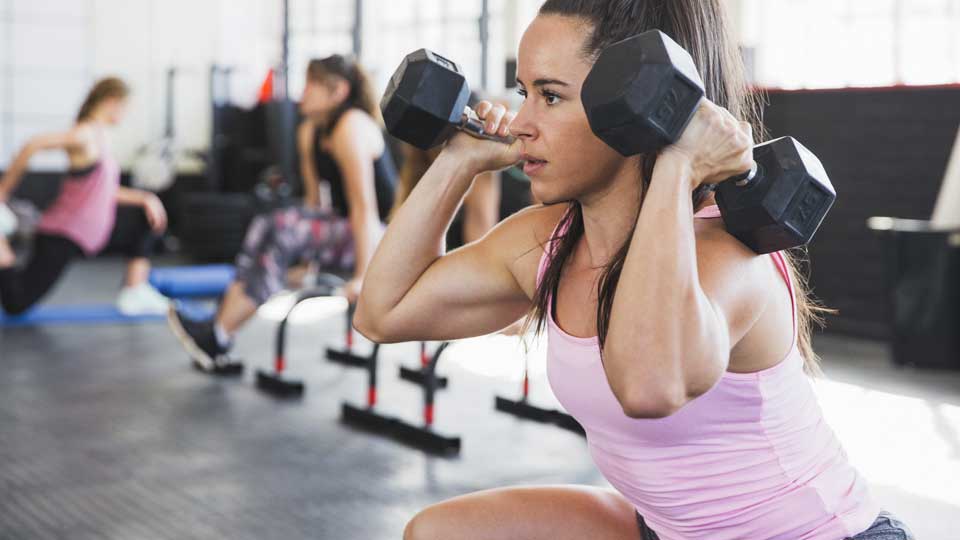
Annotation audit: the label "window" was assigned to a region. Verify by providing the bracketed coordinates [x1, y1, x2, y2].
[741, 0, 960, 88]
[0, 0, 92, 169]
[286, 0, 356, 99]
[362, 0, 485, 96]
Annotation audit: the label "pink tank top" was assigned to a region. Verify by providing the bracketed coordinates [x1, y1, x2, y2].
[540, 204, 879, 540]
[37, 129, 120, 255]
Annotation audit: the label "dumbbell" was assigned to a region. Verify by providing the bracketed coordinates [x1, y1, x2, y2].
[581, 30, 836, 254]
[381, 49, 514, 150]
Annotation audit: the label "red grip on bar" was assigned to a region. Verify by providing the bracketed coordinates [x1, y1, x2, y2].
[367, 387, 377, 407]
[522, 375, 529, 398]
[424, 404, 434, 426]
[275, 356, 285, 373]
[346, 327, 354, 349]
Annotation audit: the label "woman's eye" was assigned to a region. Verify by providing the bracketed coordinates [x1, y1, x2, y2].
[543, 92, 560, 105]
[517, 88, 528, 100]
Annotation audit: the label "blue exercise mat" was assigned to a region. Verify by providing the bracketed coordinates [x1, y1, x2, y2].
[149, 264, 235, 299]
[0, 300, 215, 328]
[0, 304, 164, 327]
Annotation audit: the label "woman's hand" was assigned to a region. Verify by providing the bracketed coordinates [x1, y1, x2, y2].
[659, 100, 754, 189]
[442, 101, 523, 176]
[141, 192, 168, 233]
[342, 277, 363, 304]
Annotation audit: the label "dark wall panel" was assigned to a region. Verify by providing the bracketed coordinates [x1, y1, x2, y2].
[763, 86, 960, 338]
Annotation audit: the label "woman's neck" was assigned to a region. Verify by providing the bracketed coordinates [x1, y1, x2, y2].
[577, 162, 717, 267]
[578, 161, 643, 268]
[83, 112, 108, 127]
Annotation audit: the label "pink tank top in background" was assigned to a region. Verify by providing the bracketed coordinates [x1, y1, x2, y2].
[37, 129, 120, 255]
[541, 204, 879, 540]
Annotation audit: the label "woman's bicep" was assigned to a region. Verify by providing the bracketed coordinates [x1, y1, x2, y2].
[361, 205, 556, 343]
[366, 238, 532, 342]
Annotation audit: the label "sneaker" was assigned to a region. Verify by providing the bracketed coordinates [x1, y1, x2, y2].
[166, 306, 231, 371]
[0, 203, 17, 237]
[117, 283, 169, 316]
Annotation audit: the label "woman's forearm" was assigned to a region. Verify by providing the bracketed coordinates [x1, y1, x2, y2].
[348, 207, 380, 279]
[115, 186, 146, 206]
[357, 152, 478, 316]
[0, 145, 36, 200]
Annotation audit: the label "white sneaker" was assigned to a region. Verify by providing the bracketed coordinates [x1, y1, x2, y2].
[0, 203, 16, 237]
[117, 283, 170, 316]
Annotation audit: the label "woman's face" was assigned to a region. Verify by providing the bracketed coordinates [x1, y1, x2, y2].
[300, 76, 348, 117]
[510, 15, 633, 205]
[102, 97, 128, 125]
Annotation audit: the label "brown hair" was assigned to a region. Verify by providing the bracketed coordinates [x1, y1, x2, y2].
[307, 55, 381, 129]
[528, 0, 827, 375]
[76, 77, 129, 122]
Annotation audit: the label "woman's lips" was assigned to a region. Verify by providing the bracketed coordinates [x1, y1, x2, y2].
[521, 153, 547, 176]
[523, 159, 547, 176]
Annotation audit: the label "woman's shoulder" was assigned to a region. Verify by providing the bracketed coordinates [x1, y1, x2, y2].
[694, 217, 769, 275]
[479, 202, 569, 297]
[69, 122, 98, 144]
[333, 108, 379, 136]
[499, 202, 567, 238]
[694, 216, 780, 330]
[329, 108, 383, 154]
[485, 203, 569, 262]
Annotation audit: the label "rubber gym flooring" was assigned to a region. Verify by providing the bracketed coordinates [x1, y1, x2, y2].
[2, 257, 959, 540]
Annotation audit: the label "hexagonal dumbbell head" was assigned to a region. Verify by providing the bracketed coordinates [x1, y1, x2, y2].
[716, 137, 836, 254]
[381, 49, 472, 150]
[582, 29, 705, 156]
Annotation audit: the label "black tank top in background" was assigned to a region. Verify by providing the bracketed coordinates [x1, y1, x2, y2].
[313, 112, 397, 221]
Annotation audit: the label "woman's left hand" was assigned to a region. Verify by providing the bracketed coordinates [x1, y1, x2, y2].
[342, 277, 363, 304]
[141, 192, 168, 233]
[659, 99, 754, 189]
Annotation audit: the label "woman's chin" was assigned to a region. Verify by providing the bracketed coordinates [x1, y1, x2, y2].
[531, 185, 573, 207]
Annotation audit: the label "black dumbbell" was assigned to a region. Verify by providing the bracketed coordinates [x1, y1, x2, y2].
[381, 49, 514, 150]
[581, 30, 835, 254]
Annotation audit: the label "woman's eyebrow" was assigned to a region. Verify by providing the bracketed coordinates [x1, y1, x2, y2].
[516, 77, 570, 88]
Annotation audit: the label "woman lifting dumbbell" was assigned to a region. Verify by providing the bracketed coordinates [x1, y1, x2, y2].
[0, 77, 170, 316]
[167, 55, 398, 370]
[356, 1, 912, 539]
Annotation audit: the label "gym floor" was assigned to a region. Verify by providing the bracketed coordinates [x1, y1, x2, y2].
[2, 258, 958, 540]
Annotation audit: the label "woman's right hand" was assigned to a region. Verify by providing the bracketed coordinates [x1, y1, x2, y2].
[443, 101, 523, 175]
[141, 192, 168, 233]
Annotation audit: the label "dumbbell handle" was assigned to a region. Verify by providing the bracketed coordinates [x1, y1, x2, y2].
[459, 107, 516, 145]
[726, 161, 759, 188]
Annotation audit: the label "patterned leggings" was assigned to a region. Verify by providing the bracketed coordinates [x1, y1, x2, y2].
[234, 206, 354, 305]
[636, 511, 915, 539]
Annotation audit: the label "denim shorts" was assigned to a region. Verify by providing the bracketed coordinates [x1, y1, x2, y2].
[635, 511, 915, 539]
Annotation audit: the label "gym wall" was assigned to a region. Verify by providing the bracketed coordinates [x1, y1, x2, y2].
[763, 85, 960, 339]
[0, 0, 282, 170]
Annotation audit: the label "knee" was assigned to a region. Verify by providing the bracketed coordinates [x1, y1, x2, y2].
[403, 507, 443, 540]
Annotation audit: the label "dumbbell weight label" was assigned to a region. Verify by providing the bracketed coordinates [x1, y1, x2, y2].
[651, 75, 702, 144]
[427, 50, 458, 72]
[786, 184, 831, 239]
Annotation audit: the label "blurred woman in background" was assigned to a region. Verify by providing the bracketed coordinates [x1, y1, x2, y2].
[0, 76, 169, 316]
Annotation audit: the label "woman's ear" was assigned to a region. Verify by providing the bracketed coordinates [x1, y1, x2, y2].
[334, 78, 351, 103]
